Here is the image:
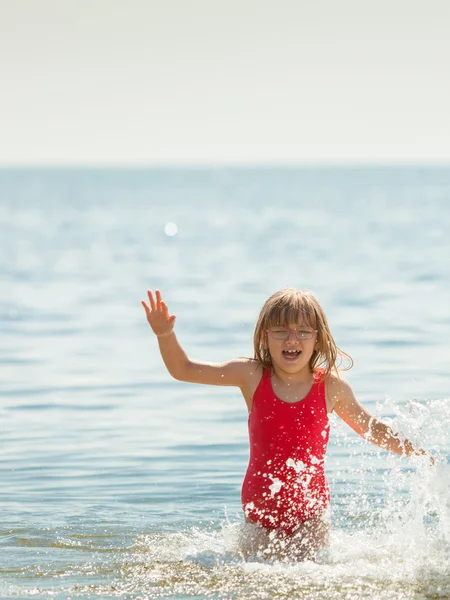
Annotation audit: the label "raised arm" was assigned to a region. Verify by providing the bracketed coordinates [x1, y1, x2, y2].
[327, 374, 432, 461]
[141, 290, 254, 391]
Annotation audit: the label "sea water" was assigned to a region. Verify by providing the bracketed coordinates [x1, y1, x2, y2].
[1, 167, 449, 599]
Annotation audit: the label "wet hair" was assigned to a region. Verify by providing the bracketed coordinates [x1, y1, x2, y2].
[253, 288, 353, 376]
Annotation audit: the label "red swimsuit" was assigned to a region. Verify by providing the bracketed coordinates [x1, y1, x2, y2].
[241, 369, 330, 535]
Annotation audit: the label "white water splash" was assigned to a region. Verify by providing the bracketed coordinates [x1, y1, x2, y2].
[286, 457, 306, 472]
[121, 398, 450, 599]
[268, 476, 284, 497]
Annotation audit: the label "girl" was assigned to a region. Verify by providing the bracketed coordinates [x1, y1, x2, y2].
[142, 288, 432, 561]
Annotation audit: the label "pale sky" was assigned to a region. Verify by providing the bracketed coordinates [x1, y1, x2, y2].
[1, 0, 449, 165]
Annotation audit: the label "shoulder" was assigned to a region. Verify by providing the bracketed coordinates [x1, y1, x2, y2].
[232, 357, 261, 374]
[225, 357, 263, 387]
[324, 371, 355, 413]
[236, 357, 264, 383]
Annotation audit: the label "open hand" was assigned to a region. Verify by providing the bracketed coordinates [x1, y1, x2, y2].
[142, 290, 176, 337]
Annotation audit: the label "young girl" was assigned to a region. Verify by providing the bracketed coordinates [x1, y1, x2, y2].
[142, 288, 432, 561]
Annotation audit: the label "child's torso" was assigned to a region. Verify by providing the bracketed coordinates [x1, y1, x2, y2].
[241, 369, 331, 530]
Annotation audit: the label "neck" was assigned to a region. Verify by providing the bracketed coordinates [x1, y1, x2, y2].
[271, 365, 314, 385]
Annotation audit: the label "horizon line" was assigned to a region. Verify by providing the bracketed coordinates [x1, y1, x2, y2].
[1, 160, 450, 170]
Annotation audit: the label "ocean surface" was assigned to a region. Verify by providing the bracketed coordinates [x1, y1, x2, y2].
[1, 166, 449, 599]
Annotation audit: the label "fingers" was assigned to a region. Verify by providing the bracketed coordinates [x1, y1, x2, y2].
[160, 300, 169, 318]
[143, 289, 170, 317]
[155, 290, 162, 311]
[147, 290, 156, 311]
[148, 290, 169, 313]
[142, 290, 171, 312]
[142, 289, 176, 335]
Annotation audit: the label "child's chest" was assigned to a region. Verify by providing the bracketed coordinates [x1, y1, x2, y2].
[271, 379, 313, 404]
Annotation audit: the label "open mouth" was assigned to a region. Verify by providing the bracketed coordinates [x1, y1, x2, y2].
[282, 349, 301, 360]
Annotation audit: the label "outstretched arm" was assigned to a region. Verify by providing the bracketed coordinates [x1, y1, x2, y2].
[141, 290, 253, 389]
[328, 375, 433, 461]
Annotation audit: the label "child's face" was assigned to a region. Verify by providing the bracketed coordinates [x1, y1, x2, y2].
[266, 322, 318, 375]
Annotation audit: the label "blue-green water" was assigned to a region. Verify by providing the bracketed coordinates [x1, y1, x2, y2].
[1, 167, 449, 599]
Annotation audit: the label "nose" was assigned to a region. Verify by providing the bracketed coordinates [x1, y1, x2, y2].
[286, 330, 298, 341]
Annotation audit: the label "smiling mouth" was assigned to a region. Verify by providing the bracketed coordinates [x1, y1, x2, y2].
[282, 349, 301, 360]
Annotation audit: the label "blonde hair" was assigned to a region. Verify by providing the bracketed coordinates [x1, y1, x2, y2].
[253, 288, 353, 376]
